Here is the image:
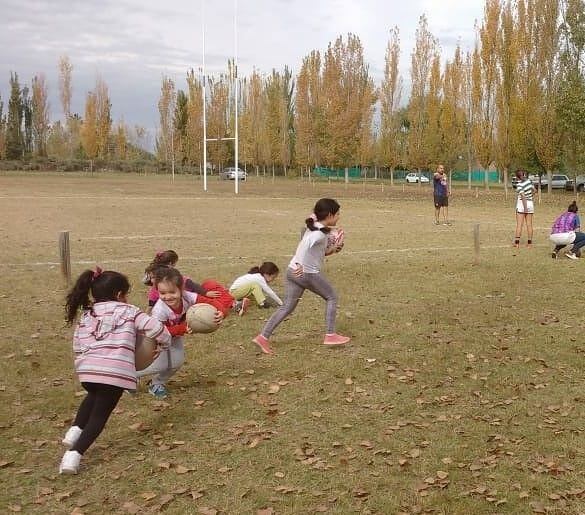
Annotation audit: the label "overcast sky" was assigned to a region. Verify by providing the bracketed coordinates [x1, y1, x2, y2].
[0, 0, 485, 145]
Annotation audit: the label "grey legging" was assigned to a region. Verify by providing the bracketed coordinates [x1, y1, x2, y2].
[261, 268, 338, 338]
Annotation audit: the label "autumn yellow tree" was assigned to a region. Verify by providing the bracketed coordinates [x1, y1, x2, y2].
[408, 15, 439, 173]
[321, 33, 376, 177]
[532, 0, 562, 189]
[471, 0, 501, 189]
[206, 74, 231, 169]
[494, 0, 519, 194]
[185, 69, 204, 169]
[379, 27, 403, 183]
[440, 45, 467, 175]
[95, 77, 111, 158]
[81, 91, 98, 166]
[157, 76, 176, 164]
[31, 74, 49, 157]
[239, 69, 265, 174]
[294, 51, 323, 176]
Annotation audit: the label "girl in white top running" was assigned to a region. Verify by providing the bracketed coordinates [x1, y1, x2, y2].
[229, 262, 283, 316]
[252, 198, 350, 355]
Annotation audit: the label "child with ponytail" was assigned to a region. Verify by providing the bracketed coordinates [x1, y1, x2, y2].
[60, 268, 171, 474]
[229, 262, 283, 316]
[252, 198, 350, 355]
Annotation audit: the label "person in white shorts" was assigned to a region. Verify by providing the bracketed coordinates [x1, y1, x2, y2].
[514, 169, 535, 248]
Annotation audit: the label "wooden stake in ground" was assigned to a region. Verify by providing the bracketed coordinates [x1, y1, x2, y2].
[473, 224, 480, 265]
[59, 230, 72, 285]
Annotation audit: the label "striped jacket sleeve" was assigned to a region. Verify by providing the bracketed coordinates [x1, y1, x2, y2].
[134, 310, 172, 349]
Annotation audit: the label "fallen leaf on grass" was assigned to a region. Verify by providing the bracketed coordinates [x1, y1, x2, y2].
[140, 492, 157, 501]
[257, 509, 274, 515]
[408, 448, 421, 458]
[7, 505, 21, 513]
[0, 460, 14, 468]
[175, 465, 192, 474]
[268, 384, 280, 394]
[122, 501, 141, 514]
[436, 471, 449, 480]
[198, 507, 218, 515]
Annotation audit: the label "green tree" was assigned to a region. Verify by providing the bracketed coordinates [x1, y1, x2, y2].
[6, 73, 23, 159]
[174, 89, 188, 164]
[81, 91, 98, 162]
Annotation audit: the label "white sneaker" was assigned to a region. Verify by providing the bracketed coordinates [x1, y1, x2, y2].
[566, 252, 578, 260]
[59, 450, 82, 474]
[62, 426, 82, 448]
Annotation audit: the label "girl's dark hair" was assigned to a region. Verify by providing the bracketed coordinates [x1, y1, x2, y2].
[153, 266, 184, 289]
[145, 250, 178, 273]
[515, 169, 526, 180]
[248, 262, 280, 276]
[65, 270, 130, 324]
[568, 201, 578, 213]
[305, 198, 340, 233]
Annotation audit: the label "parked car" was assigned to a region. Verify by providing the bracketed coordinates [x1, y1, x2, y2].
[405, 172, 430, 184]
[530, 174, 570, 190]
[219, 167, 247, 181]
[565, 175, 585, 192]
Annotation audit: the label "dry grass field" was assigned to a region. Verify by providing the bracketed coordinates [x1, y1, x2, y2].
[0, 171, 584, 514]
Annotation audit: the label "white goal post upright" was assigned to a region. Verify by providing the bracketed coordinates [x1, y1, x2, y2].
[201, 0, 240, 194]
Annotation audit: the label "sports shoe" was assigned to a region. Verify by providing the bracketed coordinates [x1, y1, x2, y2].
[62, 426, 82, 449]
[434, 221, 441, 225]
[443, 221, 452, 226]
[252, 334, 274, 355]
[238, 297, 251, 317]
[59, 450, 82, 474]
[566, 252, 578, 260]
[552, 251, 558, 259]
[148, 383, 168, 399]
[323, 333, 351, 346]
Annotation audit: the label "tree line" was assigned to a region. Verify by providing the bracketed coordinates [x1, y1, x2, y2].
[1, 0, 584, 184]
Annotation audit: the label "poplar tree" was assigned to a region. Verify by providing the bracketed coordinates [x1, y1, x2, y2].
[58, 55, 74, 158]
[6, 72, 23, 159]
[494, 0, 518, 191]
[22, 85, 33, 156]
[80, 91, 98, 163]
[532, 0, 562, 187]
[321, 34, 375, 171]
[379, 27, 403, 181]
[31, 74, 49, 157]
[440, 45, 467, 172]
[557, 0, 585, 172]
[0, 96, 6, 159]
[157, 76, 176, 164]
[294, 51, 322, 174]
[174, 89, 188, 164]
[95, 77, 111, 158]
[473, 0, 500, 189]
[240, 69, 265, 173]
[185, 70, 203, 168]
[408, 16, 439, 172]
[206, 74, 230, 168]
[423, 54, 443, 170]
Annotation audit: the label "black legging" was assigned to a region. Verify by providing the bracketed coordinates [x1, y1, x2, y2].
[72, 382, 124, 454]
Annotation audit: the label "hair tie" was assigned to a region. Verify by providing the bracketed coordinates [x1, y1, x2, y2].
[309, 213, 317, 221]
[93, 266, 103, 280]
[155, 250, 163, 258]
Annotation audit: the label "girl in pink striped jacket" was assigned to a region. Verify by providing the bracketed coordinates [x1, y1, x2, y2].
[59, 268, 171, 475]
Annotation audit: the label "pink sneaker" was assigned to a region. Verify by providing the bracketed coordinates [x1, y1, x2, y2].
[239, 298, 251, 317]
[252, 334, 274, 355]
[323, 333, 350, 346]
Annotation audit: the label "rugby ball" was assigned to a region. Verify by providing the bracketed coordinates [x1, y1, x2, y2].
[326, 228, 345, 255]
[186, 304, 221, 334]
[135, 333, 157, 371]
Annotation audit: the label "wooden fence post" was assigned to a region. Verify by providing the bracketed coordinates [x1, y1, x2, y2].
[59, 231, 72, 285]
[473, 224, 480, 265]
